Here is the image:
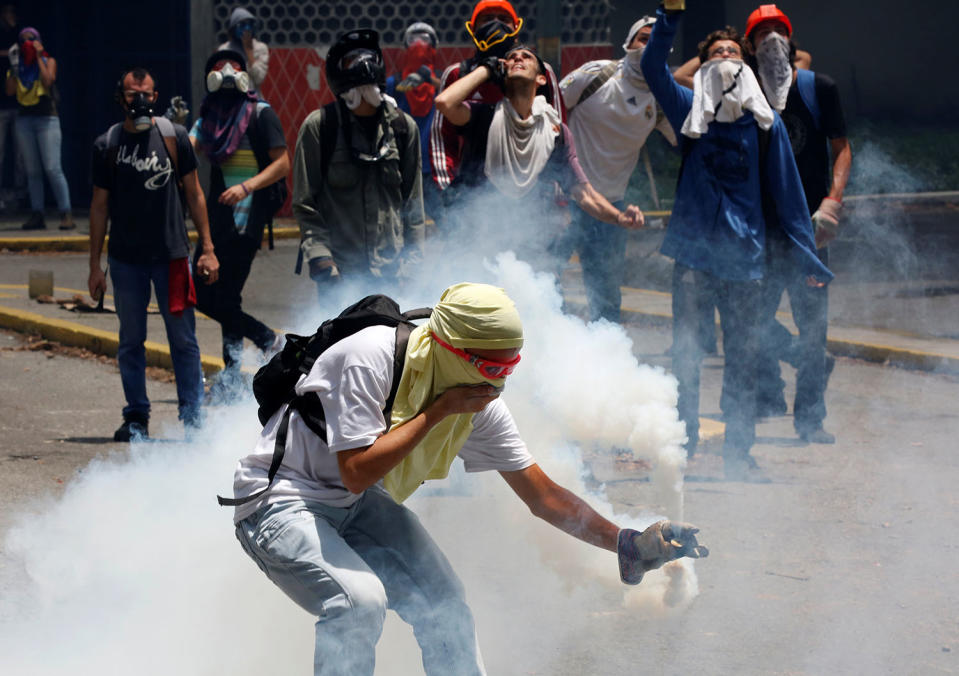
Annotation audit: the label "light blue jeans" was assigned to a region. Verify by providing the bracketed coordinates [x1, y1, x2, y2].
[14, 114, 71, 213]
[109, 256, 203, 423]
[236, 488, 485, 676]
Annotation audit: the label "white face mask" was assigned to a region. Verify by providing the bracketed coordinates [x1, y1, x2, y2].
[755, 32, 792, 112]
[340, 84, 383, 111]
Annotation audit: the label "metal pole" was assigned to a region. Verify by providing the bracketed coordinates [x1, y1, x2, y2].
[535, 0, 562, 75]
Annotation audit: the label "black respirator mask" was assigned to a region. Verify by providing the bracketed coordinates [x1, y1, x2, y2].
[467, 17, 523, 58]
[126, 92, 155, 132]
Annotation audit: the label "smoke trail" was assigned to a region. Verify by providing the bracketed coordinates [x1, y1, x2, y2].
[0, 255, 694, 674]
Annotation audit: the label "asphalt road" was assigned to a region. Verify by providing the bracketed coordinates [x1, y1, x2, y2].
[1, 315, 957, 674]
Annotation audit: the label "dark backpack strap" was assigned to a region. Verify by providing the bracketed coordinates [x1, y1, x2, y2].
[154, 116, 180, 180]
[216, 405, 293, 506]
[319, 99, 341, 181]
[217, 311, 431, 507]
[572, 60, 619, 110]
[795, 69, 820, 131]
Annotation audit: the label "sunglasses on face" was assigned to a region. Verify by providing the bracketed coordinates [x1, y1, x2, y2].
[431, 332, 521, 379]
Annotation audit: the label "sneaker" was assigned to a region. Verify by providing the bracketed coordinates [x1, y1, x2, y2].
[798, 426, 836, 444]
[114, 418, 149, 442]
[59, 212, 75, 230]
[21, 211, 46, 230]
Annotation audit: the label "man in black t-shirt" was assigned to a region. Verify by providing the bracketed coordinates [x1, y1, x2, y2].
[88, 67, 220, 442]
[434, 44, 643, 265]
[745, 5, 852, 444]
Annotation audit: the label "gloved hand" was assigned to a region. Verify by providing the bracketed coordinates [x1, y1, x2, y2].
[617, 520, 708, 585]
[396, 66, 433, 92]
[473, 55, 506, 88]
[7, 44, 18, 68]
[163, 96, 190, 126]
[308, 256, 340, 287]
[811, 197, 841, 248]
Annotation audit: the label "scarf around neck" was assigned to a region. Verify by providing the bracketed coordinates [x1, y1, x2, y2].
[401, 41, 436, 117]
[484, 95, 562, 199]
[382, 283, 524, 503]
[197, 90, 259, 165]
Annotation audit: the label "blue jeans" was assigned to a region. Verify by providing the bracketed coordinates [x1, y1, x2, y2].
[236, 489, 485, 676]
[555, 201, 627, 322]
[109, 257, 204, 423]
[14, 114, 71, 213]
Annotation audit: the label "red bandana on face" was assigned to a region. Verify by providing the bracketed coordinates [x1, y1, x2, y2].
[401, 41, 436, 117]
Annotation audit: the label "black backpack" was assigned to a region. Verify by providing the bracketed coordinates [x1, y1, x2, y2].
[217, 294, 432, 507]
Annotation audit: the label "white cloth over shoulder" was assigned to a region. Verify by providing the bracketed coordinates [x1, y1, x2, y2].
[681, 59, 774, 139]
[484, 95, 562, 199]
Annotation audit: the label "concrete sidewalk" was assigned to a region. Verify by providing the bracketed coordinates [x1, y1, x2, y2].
[2, 227, 958, 376]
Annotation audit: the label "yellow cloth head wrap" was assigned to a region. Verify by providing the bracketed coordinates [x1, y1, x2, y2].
[382, 283, 524, 502]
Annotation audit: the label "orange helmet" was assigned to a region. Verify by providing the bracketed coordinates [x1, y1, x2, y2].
[744, 4, 793, 40]
[470, 0, 520, 28]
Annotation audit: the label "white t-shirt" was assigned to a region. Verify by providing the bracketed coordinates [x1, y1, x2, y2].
[560, 59, 677, 201]
[232, 325, 535, 523]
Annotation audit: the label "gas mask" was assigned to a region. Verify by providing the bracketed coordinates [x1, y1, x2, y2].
[206, 62, 251, 94]
[466, 17, 523, 58]
[126, 92, 155, 132]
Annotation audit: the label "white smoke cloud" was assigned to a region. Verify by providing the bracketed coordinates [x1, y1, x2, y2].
[0, 253, 694, 674]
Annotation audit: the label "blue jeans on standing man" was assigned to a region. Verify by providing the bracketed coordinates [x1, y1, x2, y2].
[14, 114, 71, 213]
[563, 201, 628, 323]
[109, 257, 204, 425]
[236, 487, 486, 676]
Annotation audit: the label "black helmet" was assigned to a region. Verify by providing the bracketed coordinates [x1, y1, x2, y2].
[325, 29, 385, 96]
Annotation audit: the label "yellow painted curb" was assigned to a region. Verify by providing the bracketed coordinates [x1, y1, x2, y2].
[0, 226, 302, 253]
[0, 305, 224, 376]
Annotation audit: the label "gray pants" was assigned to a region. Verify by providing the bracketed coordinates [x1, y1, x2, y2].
[236, 487, 486, 676]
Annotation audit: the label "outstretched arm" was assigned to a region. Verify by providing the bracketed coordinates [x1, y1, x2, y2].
[500, 463, 619, 550]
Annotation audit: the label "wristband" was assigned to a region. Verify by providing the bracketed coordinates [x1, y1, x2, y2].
[241, 182, 250, 196]
[823, 196, 841, 203]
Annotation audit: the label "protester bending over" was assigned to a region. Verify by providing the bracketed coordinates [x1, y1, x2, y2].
[227, 282, 707, 675]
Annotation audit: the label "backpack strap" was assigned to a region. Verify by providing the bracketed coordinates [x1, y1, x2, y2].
[795, 69, 820, 131]
[319, 99, 341, 180]
[154, 116, 180, 179]
[216, 314, 429, 508]
[573, 60, 619, 109]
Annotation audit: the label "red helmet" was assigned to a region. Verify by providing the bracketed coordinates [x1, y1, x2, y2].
[744, 4, 793, 40]
[470, 0, 519, 27]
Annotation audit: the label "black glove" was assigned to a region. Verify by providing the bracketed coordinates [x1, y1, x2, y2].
[308, 256, 340, 285]
[617, 520, 708, 585]
[472, 55, 506, 88]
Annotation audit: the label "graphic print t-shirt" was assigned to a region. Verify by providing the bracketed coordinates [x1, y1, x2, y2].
[92, 122, 198, 264]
